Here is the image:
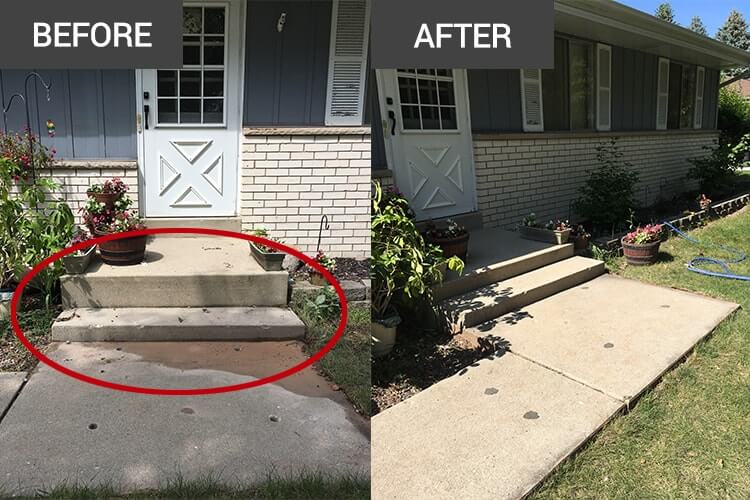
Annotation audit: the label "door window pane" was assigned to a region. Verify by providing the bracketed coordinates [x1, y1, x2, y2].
[397, 69, 457, 131]
[157, 6, 227, 125]
[569, 41, 594, 130]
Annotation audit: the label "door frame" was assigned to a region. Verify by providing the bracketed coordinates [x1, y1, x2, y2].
[135, 0, 247, 218]
[375, 68, 478, 219]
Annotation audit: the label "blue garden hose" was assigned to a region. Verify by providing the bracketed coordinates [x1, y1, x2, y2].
[662, 221, 750, 281]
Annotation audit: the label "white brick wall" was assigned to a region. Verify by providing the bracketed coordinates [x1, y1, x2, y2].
[241, 133, 371, 258]
[473, 132, 718, 229]
[32, 164, 139, 226]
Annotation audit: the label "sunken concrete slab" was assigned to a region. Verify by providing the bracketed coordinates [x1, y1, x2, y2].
[61, 237, 288, 308]
[51, 307, 305, 342]
[441, 256, 605, 328]
[0, 372, 26, 416]
[435, 229, 573, 301]
[471, 275, 739, 402]
[372, 352, 623, 500]
[0, 342, 369, 496]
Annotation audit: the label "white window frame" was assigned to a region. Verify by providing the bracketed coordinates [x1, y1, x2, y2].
[656, 57, 670, 130]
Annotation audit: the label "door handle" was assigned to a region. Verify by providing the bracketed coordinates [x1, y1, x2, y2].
[388, 110, 396, 135]
[144, 104, 150, 130]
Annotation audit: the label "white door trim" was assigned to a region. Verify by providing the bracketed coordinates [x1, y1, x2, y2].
[377, 68, 478, 220]
[136, 0, 245, 218]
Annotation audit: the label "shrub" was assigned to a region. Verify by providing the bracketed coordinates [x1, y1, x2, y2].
[718, 87, 750, 146]
[688, 134, 750, 194]
[573, 138, 640, 236]
[371, 182, 463, 322]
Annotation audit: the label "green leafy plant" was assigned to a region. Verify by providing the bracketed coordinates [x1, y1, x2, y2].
[313, 250, 336, 273]
[80, 178, 142, 234]
[623, 224, 663, 245]
[371, 182, 463, 322]
[573, 138, 640, 236]
[545, 219, 570, 231]
[424, 218, 467, 239]
[0, 130, 74, 307]
[687, 134, 750, 194]
[718, 87, 750, 146]
[303, 286, 341, 322]
[251, 228, 283, 253]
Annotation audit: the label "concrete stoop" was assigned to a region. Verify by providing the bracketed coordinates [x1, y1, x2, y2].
[440, 256, 605, 329]
[54, 236, 298, 341]
[51, 307, 305, 342]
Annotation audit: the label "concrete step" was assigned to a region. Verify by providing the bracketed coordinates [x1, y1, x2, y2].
[440, 256, 605, 329]
[143, 217, 242, 234]
[434, 243, 574, 301]
[61, 237, 288, 308]
[51, 307, 305, 342]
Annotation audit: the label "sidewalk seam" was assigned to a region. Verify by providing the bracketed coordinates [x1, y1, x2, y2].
[0, 373, 29, 426]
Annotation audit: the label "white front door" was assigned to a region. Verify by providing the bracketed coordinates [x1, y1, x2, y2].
[378, 69, 477, 221]
[140, 1, 242, 217]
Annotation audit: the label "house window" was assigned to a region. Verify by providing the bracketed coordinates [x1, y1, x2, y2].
[396, 69, 458, 131]
[569, 40, 595, 130]
[157, 6, 226, 125]
[680, 65, 696, 129]
[541, 38, 568, 131]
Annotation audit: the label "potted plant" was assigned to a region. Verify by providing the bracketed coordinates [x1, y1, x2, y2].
[519, 213, 572, 245]
[309, 250, 336, 286]
[570, 224, 591, 251]
[93, 212, 147, 266]
[424, 219, 470, 261]
[371, 182, 463, 357]
[621, 224, 663, 266]
[86, 177, 128, 211]
[61, 228, 95, 274]
[249, 228, 285, 271]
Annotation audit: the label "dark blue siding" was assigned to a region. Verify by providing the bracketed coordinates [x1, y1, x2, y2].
[467, 69, 523, 132]
[1, 70, 136, 159]
[244, 0, 331, 126]
[611, 48, 657, 131]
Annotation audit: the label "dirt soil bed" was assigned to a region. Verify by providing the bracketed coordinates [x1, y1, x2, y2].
[293, 257, 369, 282]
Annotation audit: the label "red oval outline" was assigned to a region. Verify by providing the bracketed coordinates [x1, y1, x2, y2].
[11, 228, 348, 396]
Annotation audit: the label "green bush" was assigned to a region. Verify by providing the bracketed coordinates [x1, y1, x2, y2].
[370, 182, 463, 322]
[688, 134, 750, 194]
[718, 87, 750, 146]
[573, 138, 640, 236]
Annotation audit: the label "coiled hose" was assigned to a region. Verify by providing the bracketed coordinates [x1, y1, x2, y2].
[662, 221, 750, 281]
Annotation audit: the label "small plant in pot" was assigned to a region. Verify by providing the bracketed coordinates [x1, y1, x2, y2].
[424, 219, 470, 261]
[371, 182, 464, 357]
[248, 228, 285, 271]
[570, 224, 591, 251]
[86, 177, 128, 211]
[519, 213, 572, 245]
[61, 228, 95, 274]
[309, 250, 336, 286]
[622, 224, 663, 266]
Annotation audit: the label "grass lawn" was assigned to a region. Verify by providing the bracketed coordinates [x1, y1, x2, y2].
[292, 291, 371, 417]
[533, 206, 750, 499]
[1, 472, 369, 499]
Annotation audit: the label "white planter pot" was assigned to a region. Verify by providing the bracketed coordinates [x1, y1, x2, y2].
[372, 321, 398, 358]
[0, 289, 14, 321]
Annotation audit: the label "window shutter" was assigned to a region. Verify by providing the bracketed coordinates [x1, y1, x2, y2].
[325, 0, 370, 126]
[694, 66, 705, 129]
[656, 57, 670, 130]
[596, 44, 612, 131]
[520, 69, 544, 132]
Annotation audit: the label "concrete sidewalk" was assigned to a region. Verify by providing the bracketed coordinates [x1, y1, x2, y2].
[372, 275, 738, 499]
[0, 342, 369, 496]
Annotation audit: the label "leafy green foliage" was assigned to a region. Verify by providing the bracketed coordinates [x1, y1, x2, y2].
[0, 131, 74, 307]
[654, 2, 676, 23]
[371, 182, 463, 320]
[688, 16, 708, 36]
[303, 286, 340, 322]
[573, 138, 640, 236]
[688, 135, 750, 194]
[718, 87, 750, 147]
[716, 10, 750, 78]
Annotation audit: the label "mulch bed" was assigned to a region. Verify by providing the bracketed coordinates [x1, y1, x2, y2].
[292, 257, 370, 282]
[371, 328, 503, 415]
[0, 295, 57, 372]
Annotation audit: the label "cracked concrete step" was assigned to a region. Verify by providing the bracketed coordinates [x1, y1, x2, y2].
[51, 307, 305, 342]
[435, 242, 574, 301]
[440, 256, 605, 329]
[61, 237, 288, 308]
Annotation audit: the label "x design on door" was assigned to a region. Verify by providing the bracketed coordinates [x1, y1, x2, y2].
[141, 1, 240, 217]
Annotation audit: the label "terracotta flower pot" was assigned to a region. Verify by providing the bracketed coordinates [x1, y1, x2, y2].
[426, 232, 470, 261]
[94, 230, 147, 266]
[87, 191, 122, 211]
[621, 238, 661, 266]
[573, 234, 591, 251]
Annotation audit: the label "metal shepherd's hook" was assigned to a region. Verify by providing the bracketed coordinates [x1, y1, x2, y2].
[1, 72, 53, 185]
[317, 214, 330, 251]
